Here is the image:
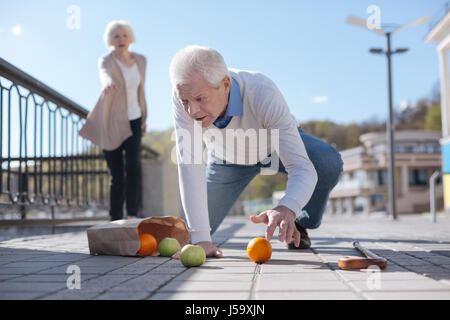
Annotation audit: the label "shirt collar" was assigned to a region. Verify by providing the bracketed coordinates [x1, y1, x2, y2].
[226, 77, 243, 116]
[214, 77, 243, 123]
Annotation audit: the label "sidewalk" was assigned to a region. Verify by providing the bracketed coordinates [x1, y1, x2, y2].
[0, 213, 449, 300]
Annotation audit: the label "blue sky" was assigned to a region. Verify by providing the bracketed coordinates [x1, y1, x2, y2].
[0, 0, 447, 132]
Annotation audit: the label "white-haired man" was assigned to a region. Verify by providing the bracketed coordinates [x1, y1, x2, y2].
[170, 45, 343, 258]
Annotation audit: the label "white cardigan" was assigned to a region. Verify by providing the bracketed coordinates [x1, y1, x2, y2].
[173, 68, 318, 243]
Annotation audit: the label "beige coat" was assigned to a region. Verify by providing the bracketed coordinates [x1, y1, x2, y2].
[79, 51, 147, 151]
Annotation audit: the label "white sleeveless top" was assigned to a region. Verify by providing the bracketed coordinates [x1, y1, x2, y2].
[114, 56, 142, 120]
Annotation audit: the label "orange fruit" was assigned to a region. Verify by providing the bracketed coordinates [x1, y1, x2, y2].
[137, 233, 157, 256]
[247, 237, 272, 263]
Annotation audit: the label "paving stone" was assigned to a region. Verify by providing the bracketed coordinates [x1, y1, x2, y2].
[403, 265, 450, 273]
[422, 273, 450, 281]
[260, 272, 339, 281]
[1, 215, 450, 300]
[22, 253, 91, 262]
[159, 280, 253, 292]
[202, 261, 256, 267]
[363, 290, 450, 300]
[261, 263, 331, 273]
[108, 264, 160, 275]
[0, 267, 47, 275]
[350, 279, 450, 291]
[38, 289, 101, 300]
[149, 291, 250, 300]
[95, 291, 150, 300]
[0, 281, 67, 292]
[257, 278, 349, 291]
[37, 265, 119, 275]
[5, 274, 96, 283]
[173, 271, 254, 282]
[0, 292, 45, 300]
[147, 264, 187, 275]
[2, 261, 70, 268]
[0, 275, 20, 282]
[79, 274, 137, 292]
[130, 256, 170, 266]
[166, 266, 256, 274]
[108, 273, 176, 292]
[337, 270, 430, 281]
[255, 291, 362, 300]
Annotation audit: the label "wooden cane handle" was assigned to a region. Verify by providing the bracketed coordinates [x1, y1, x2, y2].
[338, 256, 387, 270]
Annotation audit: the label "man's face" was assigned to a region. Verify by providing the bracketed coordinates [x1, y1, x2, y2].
[176, 72, 231, 128]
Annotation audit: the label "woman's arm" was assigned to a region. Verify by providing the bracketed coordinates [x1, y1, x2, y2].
[98, 56, 116, 94]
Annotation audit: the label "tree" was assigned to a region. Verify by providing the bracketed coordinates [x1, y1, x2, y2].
[425, 104, 442, 131]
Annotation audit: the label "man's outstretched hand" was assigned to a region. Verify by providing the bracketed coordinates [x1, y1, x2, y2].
[250, 205, 301, 248]
[171, 241, 223, 259]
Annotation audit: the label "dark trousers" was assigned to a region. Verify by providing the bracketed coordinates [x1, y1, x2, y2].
[103, 117, 142, 221]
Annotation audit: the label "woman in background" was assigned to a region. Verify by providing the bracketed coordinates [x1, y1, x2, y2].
[80, 20, 148, 220]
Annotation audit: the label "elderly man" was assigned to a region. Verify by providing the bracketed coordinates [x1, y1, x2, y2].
[170, 45, 343, 258]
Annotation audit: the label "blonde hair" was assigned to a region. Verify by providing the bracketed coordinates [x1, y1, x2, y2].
[103, 20, 135, 50]
[169, 45, 229, 89]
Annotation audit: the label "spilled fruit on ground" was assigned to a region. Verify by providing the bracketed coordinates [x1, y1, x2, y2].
[137, 233, 157, 256]
[180, 244, 206, 267]
[247, 237, 272, 263]
[158, 237, 181, 257]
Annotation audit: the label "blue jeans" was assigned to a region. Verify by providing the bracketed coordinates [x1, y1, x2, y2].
[206, 127, 343, 235]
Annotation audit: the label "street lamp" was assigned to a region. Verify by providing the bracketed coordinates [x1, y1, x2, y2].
[346, 14, 430, 220]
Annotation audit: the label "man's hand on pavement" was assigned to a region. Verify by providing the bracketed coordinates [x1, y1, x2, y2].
[171, 241, 223, 259]
[250, 205, 301, 247]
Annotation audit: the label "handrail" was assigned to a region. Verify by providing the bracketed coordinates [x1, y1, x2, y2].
[0, 56, 109, 217]
[0, 57, 87, 118]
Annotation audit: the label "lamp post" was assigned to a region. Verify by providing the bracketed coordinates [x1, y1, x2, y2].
[346, 15, 430, 220]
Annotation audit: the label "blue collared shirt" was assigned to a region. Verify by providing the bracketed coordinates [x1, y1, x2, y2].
[213, 77, 243, 128]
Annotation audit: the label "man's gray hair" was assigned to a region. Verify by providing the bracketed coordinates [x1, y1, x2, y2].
[169, 45, 229, 89]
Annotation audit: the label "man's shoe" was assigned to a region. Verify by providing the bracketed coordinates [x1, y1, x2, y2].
[287, 225, 311, 249]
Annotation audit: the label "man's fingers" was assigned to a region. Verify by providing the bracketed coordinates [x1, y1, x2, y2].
[265, 216, 277, 241]
[171, 250, 181, 260]
[278, 220, 288, 243]
[285, 223, 294, 245]
[293, 229, 301, 248]
[250, 212, 268, 225]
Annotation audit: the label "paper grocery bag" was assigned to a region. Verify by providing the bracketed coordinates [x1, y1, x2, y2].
[86, 216, 190, 256]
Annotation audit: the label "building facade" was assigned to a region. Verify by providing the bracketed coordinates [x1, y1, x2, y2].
[425, 5, 450, 214]
[328, 131, 442, 214]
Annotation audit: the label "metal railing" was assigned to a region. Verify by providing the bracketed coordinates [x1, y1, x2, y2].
[0, 57, 109, 221]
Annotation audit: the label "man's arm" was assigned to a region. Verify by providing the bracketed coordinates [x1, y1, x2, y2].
[172, 94, 212, 244]
[250, 80, 318, 245]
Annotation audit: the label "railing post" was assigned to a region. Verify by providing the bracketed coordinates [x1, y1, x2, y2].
[430, 170, 441, 223]
[51, 205, 55, 234]
[19, 172, 27, 219]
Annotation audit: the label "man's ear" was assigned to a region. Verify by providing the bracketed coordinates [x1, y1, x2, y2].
[223, 76, 231, 90]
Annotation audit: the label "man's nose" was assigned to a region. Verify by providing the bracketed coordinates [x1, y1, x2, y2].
[187, 103, 201, 116]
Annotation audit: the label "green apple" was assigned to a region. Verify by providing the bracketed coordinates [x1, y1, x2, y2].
[158, 237, 181, 257]
[180, 244, 206, 267]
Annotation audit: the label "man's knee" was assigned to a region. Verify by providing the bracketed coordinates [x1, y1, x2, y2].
[315, 147, 343, 189]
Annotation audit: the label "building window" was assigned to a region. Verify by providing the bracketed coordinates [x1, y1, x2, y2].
[377, 170, 387, 186]
[425, 144, 439, 153]
[409, 169, 427, 186]
[370, 194, 384, 206]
